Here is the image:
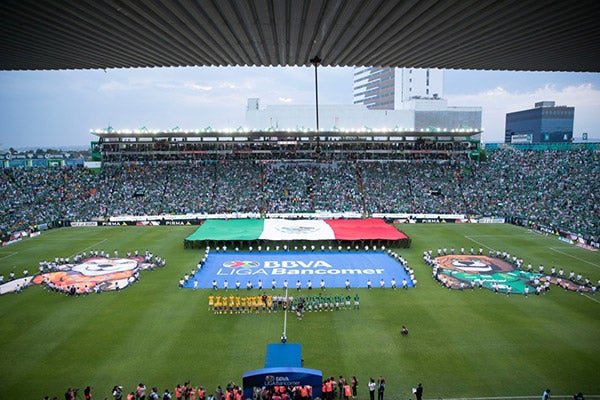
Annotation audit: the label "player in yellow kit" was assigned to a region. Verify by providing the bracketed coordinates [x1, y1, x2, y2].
[214, 296, 222, 314]
[208, 295, 214, 311]
[235, 296, 241, 313]
[228, 295, 235, 314]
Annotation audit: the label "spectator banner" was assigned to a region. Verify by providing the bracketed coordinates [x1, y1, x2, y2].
[70, 221, 99, 227]
[185, 218, 408, 241]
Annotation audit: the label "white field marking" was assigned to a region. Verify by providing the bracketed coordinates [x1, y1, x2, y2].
[549, 247, 600, 269]
[29, 238, 102, 241]
[282, 287, 288, 337]
[464, 235, 495, 251]
[0, 252, 18, 261]
[71, 238, 108, 258]
[581, 293, 600, 304]
[461, 234, 533, 237]
[439, 396, 600, 400]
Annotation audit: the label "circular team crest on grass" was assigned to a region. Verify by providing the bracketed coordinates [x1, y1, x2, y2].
[430, 254, 593, 295]
[440, 255, 514, 274]
[222, 260, 260, 269]
[0, 256, 159, 296]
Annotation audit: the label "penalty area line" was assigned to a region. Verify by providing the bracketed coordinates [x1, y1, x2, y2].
[464, 235, 495, 251]
[71, 238, 108, 258]
[580, 293, 600, 304]
[0, 252, 18, 261]
[549, 247, 600, 269]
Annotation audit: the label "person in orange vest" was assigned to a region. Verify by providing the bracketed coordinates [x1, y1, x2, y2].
[126, 392, 135, 400]
[234, 387, 243, 400]
[175, 384, 183, 400]
[198, 386, 206, 400]
[189, 386, 197, 400]
[325, 379, 333, 400]
[344, 384, 351, 400]
[300, 386, 309, 400]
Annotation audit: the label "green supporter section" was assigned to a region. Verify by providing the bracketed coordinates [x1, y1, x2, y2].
[185, 219, 265, 241]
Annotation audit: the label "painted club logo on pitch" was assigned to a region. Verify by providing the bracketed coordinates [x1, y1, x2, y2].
[222, 260, 260, 269]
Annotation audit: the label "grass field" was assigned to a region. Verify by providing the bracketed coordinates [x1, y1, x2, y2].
[0, 224, 599, 400]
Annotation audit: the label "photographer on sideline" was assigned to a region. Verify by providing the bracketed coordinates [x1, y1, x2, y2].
[113, 386, 124, 400]
[65, 388, 76, 400]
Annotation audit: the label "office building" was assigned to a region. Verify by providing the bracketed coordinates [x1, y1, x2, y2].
[505, 101, 574, 144]
[353, 67, 444, 110]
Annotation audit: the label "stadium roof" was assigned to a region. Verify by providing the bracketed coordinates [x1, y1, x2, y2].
[2, 0, 600, 72]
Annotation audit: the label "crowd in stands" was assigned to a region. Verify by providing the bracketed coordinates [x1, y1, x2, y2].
[1, 147, 598, 240]
[100, 138, 475, 163]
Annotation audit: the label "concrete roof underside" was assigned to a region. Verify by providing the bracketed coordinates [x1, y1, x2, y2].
[1, 0, 599, 72]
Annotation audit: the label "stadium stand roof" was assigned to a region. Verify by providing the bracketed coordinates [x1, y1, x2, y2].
[1, 0, 599, 72]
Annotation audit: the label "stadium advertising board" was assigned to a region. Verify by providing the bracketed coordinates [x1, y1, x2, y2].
[511, 134, 533, 144]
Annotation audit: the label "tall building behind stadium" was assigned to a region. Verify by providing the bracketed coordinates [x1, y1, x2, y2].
[505, 101, 574, 144]
[245, 62, 474, 137]
[352, 67, 444, 110]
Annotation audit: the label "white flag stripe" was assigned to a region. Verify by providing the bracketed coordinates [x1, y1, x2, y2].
[259, 219, 335, 241]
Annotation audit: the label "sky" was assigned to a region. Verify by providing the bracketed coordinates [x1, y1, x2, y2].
[0, 66, 599, 150]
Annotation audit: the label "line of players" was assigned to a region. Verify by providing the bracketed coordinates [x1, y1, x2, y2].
[208, 293, 360, 314]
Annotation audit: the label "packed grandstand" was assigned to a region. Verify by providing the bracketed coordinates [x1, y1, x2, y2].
[1, 144, 598, 246]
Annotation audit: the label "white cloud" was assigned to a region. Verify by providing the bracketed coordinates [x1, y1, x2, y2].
[183, 82, 213, 91]
[278, 97, 293, 103]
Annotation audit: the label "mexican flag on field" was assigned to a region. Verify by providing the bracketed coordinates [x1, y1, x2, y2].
[186, 218, 407, 241]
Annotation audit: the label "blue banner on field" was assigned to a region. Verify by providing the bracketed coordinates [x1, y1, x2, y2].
[184, 251, 413, 289]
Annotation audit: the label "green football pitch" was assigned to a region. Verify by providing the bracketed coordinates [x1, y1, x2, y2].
[0, 224, 598, 399]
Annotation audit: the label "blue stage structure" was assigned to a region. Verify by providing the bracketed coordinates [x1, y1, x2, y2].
[242, 344, 322, 399]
